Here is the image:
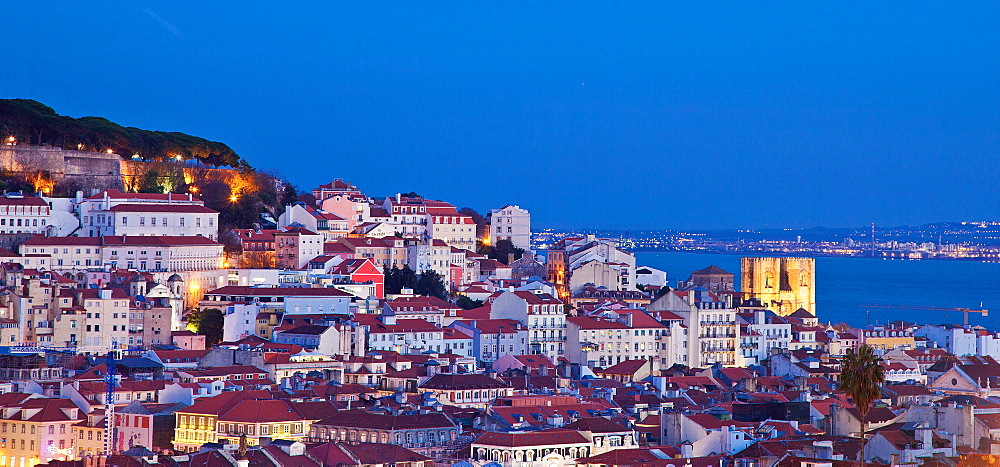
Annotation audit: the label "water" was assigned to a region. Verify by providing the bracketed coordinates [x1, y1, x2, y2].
[635, 252, 1000, 329]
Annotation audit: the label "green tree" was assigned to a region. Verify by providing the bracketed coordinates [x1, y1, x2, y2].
[137, 169, 164, 193]
[839, 344, 886, 467]
[455, 295, 483, 310]
[485, 239, 525, 264]
[415, 270, 448, 300]
[384, 266, 419, 295]
[187, 308, 225, 345]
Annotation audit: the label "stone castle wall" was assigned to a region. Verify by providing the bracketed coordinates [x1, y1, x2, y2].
[1, 145, 245, 194]
[0, 145, 122, 192]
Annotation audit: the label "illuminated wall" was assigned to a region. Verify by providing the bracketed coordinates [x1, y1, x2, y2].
[740, 257, 816, 317]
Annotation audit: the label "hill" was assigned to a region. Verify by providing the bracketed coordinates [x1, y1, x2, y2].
[0, 98, 246, 168]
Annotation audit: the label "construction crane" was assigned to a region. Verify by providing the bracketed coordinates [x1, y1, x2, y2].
[4, 344, 119, 457]
[861, 304, 988, 326]
[104, 341, 119, 457]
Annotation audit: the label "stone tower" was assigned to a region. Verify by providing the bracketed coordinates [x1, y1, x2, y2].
[740, 257, 816, 317]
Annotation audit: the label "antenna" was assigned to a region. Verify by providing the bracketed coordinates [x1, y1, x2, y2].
[871, 223, 876, 258]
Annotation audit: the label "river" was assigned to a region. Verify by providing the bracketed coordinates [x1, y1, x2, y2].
[634, 252, 1000, 329]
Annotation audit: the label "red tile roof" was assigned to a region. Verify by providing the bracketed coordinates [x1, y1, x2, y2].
[107, 204, 217, 213]
[102, 235, 221, 246]
[474, 428, 589, 447]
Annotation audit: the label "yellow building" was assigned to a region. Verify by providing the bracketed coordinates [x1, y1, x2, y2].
[0, 395, 100, 467]
[860, 328, 915, 351]
[741, 257, 816, 316]
[172, 391, 314, 452]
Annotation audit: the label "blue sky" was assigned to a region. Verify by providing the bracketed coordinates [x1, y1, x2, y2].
[4, 2, 998, 229]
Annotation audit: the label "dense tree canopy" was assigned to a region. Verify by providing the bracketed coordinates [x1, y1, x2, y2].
[455, 295, 483, 310]
[415, 270, 448, 300]
[480, 239, 525, 264]
[186, 308, 225, 345]
[383, 266, 448, 300]
[0, 99, 246, 168]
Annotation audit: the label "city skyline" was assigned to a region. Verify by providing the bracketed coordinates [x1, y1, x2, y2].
[4, 2, 998, 229]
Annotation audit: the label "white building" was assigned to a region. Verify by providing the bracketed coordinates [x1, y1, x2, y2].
[75, 189, 208, 238]
[566, 309, 667, 369]
[489, 205, 531, 251]
[278, 203, 349, 241]
[649, 290, 741, 367]
[102, 236, 224, 272]
[18, 236, 103, 271]
[635, 266, 668, 288]
[566, 237, 637, 291]
[364, 315, 446, 355]
[489, 291, 566, 362]
[103, 204, 220, 239]
[382, 193, 429, 238]
[914, 325, 978, 356]
[0, 193, 51, 235]
[202, 286, 353, 342]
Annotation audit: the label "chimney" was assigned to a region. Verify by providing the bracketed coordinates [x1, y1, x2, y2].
[396, 193, 401, 203]
[681, 442, 693, 458]
[507, 253, 515, 264]
[916, 423, 932, 447]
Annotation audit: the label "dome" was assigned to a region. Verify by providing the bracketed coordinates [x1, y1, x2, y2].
[167, 273, 184, 282]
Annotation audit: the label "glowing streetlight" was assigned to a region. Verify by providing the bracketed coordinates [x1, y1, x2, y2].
[229, 195, 238, 202]
[106, 148, 114, 154]
[77, 143, 83, 150]
[7, 136, 15, 145]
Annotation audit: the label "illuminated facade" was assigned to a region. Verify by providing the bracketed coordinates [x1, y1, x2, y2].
[488, 205, 531, 251]
[740, 257, 816, 317]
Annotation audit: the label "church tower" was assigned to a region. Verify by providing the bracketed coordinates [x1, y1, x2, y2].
[740, 257, 816, 317]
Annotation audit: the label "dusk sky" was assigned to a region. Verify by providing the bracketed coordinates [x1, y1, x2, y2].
[4, 2, 997, 230]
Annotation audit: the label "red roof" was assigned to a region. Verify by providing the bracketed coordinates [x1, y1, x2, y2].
[21, 235, 102, 246]
[107, 204, 217, 213]
[218, 399, 303, 422]
[204, 286, 351, 297]
[85, 189, 202, 203]
[102, 236, 221, 247]
[0, 195, 48, 207]
[596, 359, 649, 376]
[474, 428, 588, 447]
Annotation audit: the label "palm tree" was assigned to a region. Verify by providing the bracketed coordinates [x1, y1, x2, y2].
[839, 344, 886, 467]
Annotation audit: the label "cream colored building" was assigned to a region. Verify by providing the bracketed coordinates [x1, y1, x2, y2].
[489, 205, 531, 251]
